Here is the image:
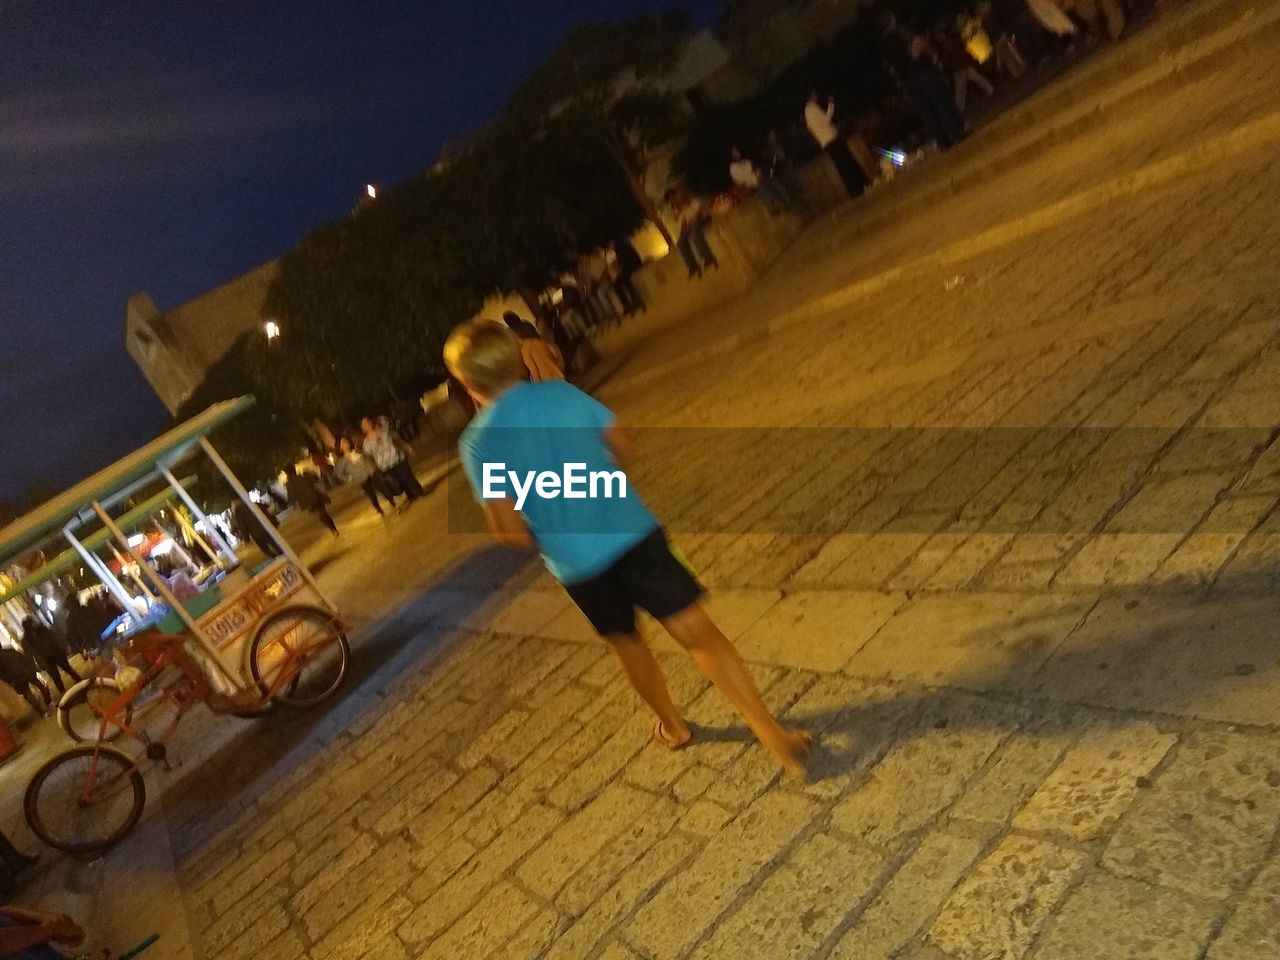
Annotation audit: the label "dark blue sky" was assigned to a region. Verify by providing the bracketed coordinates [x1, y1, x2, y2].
[0, 0, 716, 504]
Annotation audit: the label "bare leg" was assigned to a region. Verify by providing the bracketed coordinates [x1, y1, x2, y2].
[660, 604, 810, 775]
[605, 632, 690, 746]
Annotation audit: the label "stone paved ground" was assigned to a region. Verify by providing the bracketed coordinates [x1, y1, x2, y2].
[168, 602, 1280, 960]
[22, 0, 1280, 956]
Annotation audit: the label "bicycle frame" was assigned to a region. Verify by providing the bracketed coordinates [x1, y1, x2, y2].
[93, 650, 192, 741]
[76, 614, 338, 804]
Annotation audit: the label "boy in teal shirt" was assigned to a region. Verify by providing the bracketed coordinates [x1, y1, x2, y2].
[447, 319, 810, 775]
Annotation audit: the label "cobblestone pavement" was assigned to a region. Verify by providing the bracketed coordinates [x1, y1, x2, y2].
[36, 1, 1280, 957]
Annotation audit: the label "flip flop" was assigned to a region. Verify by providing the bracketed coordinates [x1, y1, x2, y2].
[653, 720, 693, 751]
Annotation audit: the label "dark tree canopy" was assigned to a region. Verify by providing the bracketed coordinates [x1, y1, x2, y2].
[173, 335, 308, 503]
[507, 8, 695, 243]
[258, 114, 642, 423]
[508, 8, 693, 120]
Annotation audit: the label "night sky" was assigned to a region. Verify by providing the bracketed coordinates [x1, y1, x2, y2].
[0, 0, 717, 506]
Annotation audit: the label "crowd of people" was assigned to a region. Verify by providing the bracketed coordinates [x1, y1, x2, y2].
[271, 414, 429, 538]
[678, 0, 1153, 242]
[0, 593, 120, 720]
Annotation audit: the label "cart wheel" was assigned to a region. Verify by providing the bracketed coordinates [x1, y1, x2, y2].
[249, 605, 349, 708]
[57, 679, 131, 743]
[24, 745, 145, 854]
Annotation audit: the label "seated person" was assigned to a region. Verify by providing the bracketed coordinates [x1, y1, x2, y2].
[152, 557, 201, 602]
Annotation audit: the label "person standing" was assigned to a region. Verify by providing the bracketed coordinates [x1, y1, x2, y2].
[573, 260, 602, 327]
[445, 319, 811, 776]
[284, 465, 339, 537]
[0, 646, 49, 714]
[557, 278, 593, 339]
[20, 617, 79, 697]
[729, 147, 791, 213]
[503, 312, 565, 382]
[880, 12, 967, 150]
[62, 597, 104, 659]
[933, 24, 994, 111]
[668, 188, 718, 279]
[361, 417, 424, 504]
[804, 92, 868, 197]
[610, 240, 646, 315]
[232, 498, 284, 558]
[586, 251, 622, 326]
[967, 2, 1027, 78]
[336, 436, 393, 517]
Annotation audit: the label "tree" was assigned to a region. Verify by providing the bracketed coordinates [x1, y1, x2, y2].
[449, 116, 644, 293]
[258, 181, 489, 420]
[507, 8, 695, 244]
[257, 114, 642, 423]
[174, 335, 308, 504]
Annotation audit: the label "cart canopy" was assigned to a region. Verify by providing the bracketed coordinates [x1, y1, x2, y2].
[0, 396, 254, 571]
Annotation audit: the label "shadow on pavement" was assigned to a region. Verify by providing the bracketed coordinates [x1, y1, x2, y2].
[160, 544, 540, 861]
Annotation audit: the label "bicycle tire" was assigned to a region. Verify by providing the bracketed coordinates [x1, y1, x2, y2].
[57, 678, 131, 744]
[25, 745, 146, 854]
[248, 605, 349, 708]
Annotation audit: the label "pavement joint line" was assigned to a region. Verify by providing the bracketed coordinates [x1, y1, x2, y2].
[1047, 390, 1218, 584]
[1213, 452, 1280, 586]
[450, 606, 1280, 732]
[971, 309, 1211, 580]
[1205, 806, 1280, 947]
[1047, 310, 1274, 584]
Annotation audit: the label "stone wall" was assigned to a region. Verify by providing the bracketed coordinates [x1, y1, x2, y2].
[164, 260, 279, 370]
[127, 260, 278, 413]
[631, 144, 852, 327]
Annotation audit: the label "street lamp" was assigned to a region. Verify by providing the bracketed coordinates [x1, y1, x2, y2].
[366, 184, 377, 199]
[264, 320, 281, 341]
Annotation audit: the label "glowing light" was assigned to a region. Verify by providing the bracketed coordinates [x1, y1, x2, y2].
[127, 534, 147, 548]
[264, 320, 282, 341]
[366, 184, 378, 199]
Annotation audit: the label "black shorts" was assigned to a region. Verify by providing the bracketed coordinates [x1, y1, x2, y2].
[563, 529, 703, 636]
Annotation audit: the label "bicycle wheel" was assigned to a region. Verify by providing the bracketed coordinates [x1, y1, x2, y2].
[57, 679, 131, 743]
[248, 605, 349, 708]
[25, 746, 146, 854]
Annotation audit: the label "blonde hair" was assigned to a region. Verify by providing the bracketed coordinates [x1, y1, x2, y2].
[443, 318, 526, 395]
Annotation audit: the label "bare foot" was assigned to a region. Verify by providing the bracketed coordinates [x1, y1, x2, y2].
[653, 720, 693, 750]
[765, 728, 813, 779]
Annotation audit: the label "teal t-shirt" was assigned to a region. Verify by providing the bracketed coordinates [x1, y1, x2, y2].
[459, 381, 659, 585]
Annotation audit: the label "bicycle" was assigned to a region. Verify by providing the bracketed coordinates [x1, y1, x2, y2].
[25, 604, 348, 854]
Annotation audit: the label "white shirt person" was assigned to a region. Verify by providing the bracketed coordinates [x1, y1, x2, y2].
[804, 94, 839, 148]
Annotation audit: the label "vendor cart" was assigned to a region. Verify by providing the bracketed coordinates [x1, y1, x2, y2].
[0, 397, 349, 853]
